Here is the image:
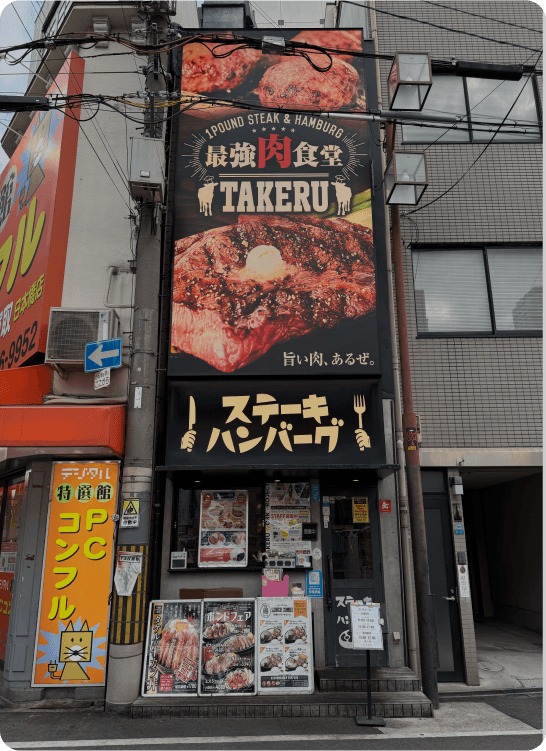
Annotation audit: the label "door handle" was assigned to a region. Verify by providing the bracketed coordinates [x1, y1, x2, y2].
[442, 596, 456, 601]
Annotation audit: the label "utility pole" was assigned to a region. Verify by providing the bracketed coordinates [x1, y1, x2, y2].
[105, 11, 167, 713]
[386, 122, 439, 710]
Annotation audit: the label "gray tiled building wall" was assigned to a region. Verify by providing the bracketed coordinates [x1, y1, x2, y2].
[374, 1, 543, 449]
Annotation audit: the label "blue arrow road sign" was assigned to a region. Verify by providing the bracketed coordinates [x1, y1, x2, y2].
[84, 337, 123, 373]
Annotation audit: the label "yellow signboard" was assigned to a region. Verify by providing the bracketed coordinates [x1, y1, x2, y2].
[32, 462, 119, 686]
[352, 497, 369, 523]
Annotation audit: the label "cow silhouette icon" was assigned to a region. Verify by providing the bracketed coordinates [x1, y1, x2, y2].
[331, 176, 352, 217]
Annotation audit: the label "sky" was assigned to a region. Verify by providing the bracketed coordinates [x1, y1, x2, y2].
[0, 0, 41, 173]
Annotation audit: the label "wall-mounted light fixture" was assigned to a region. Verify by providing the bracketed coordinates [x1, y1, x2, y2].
[384, 151, 428, 205]
[388, 52, 433, 111]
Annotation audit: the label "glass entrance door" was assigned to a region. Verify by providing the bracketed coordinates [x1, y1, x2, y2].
[0, 476, 26, 668]
[322, 487, 385, 667]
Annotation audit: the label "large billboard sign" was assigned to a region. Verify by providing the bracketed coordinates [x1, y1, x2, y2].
[169, 31, 387, 377]
[0, 52, 83, 370]
[32, 462, 119, 687]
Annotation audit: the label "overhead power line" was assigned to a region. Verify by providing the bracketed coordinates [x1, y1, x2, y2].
[404, 68, 541, 216]
[0, 32, 541, 79]
[420, 46, 544, 145]
[343, 1, 542, 53]
[9, 4, 133, 212]
[43, 90, 541, 137]
[0, 70, 145, 75]
[423, 1, 542, 35]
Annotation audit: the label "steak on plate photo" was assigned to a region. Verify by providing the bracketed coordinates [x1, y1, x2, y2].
[172, 214, 375, 372]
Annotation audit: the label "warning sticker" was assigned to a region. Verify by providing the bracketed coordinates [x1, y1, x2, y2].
[121, 498, 140, 528]
[123, 499, 139, 515]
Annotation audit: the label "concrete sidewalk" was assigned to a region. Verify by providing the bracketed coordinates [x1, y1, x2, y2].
[440, 619, 542, 694]
[0, 698, 542, 749]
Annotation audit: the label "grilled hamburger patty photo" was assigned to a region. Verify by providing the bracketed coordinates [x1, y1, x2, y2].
[257, 56, 360, 110]
[182, 42, 262, 92]
[172, 215, 375, 373]
[291, 29, 362, 62]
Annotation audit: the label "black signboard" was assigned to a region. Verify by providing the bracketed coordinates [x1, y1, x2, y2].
[200, 599, 257, 695]
[302, 523, 318, 541]
[166, 378, 386, 469]
[169, 29, 392, 380]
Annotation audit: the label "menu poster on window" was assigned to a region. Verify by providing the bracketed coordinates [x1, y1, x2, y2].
[352, 497, 369, 523]
[142, 600, 202, 696]
[265, 483, 311, 563]
[198, 490, 248, 567]
[199, 599, 257, 696]
[257, 598, 314, 694]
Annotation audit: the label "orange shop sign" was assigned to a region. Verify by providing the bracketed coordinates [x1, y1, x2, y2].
[0, 52, 83, 370]
[32, 462, 119, 687]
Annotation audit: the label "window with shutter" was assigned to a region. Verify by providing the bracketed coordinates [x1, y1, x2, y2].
[487, 247, 542, 331]
[412, 249, 492, 333]
[412, 246, 542, 336]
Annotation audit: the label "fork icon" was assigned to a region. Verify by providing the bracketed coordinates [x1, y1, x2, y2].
[354, 395, 366, 428]
[354, 395, 371, 451]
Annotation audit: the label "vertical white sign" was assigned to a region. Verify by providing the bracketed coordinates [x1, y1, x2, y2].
[458, 565, 471, 599]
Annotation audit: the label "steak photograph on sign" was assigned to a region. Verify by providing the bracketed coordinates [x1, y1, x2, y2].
[142, 600, 202, 696]
[169, 30, 382, 377]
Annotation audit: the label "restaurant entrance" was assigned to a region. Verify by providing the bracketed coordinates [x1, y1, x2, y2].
[321, 486, 385, 667]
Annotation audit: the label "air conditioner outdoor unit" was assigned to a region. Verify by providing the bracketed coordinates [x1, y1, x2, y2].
[45, 309, 120, 366]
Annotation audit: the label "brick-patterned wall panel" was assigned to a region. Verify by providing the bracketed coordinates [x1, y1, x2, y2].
[375, 1, 543, 449]
[399, 144, 542, 245]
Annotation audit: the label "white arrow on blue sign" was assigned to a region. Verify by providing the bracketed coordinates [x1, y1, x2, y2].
[84, 337, 123, 373]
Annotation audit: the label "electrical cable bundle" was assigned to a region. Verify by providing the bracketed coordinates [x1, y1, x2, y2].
[4, 29, 541, 75]
[44, 89, 542, 138]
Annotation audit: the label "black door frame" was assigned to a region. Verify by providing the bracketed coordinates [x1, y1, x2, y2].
[322, 485, 386, 667]
[423, 492, 465, 682]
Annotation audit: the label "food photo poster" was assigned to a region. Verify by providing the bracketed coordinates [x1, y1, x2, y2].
[142, 601, 202, 696]
[257, 597, 314, 694]
[198, 490, 249, 567]
[200, 599, 257, 695]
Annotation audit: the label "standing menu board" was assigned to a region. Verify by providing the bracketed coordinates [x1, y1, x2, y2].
[142, 600, 202, 696]
[200, 599, 257, 695]
[198, 490, 248, 567]
[348, 602, 384, 650]
[265, 483, 312, 566]
[257, 598, 314, 694]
